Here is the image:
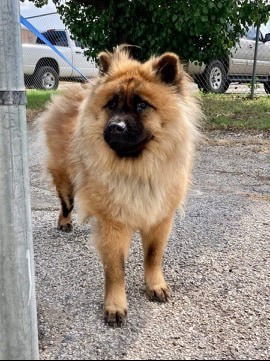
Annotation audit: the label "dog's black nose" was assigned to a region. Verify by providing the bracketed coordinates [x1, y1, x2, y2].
[107, 121, 127, 135]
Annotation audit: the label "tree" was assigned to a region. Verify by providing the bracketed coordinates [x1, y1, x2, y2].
[21, 0, 270, 63]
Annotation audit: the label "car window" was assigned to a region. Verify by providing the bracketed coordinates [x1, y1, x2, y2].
[260, 20, 270, 37]
[36, 30, 68, 47]
[245, 27, 257, 40]
[245, 27, 264, 42]
[75, 40, 84, 48]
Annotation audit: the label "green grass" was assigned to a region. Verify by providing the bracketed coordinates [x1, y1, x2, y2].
[202, 94, 270, 131]
[26, 90, 270, 131]
[26, 89, 58, 109]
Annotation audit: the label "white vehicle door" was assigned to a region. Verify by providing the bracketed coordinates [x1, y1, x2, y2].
[70, 38, 98, 78]
[255, 39, 270, 75]
[243, 27, 268, 75]
[260, 21, 270, 75]
[262, 38, 270, 75]
[230, 38, 251, 75]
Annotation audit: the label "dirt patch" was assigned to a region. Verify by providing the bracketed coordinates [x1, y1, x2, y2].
[204, 130, 270, 148]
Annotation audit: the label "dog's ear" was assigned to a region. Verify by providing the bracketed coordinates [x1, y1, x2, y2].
[153, 52, 182, 84]
[98, 51, 112, 75]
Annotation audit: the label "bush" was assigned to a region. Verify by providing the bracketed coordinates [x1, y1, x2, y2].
[23, 0, 270, 62]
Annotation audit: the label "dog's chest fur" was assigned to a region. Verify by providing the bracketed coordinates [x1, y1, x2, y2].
[99, 170, 172, 228]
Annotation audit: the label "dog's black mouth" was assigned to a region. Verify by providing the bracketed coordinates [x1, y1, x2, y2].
[110, 135, 153, 158]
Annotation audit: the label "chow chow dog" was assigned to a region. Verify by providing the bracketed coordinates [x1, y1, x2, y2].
[41, 45, 201, 327]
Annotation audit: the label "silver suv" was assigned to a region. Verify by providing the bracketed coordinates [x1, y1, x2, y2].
[188, 25, 270, 93]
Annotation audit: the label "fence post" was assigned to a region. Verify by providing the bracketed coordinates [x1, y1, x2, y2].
[250, 23, 260, 99]
[0, 0, 39, 360]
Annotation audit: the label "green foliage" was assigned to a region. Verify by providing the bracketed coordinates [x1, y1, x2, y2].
[20, 0, 53, 7]
[22, 0, 270, 63]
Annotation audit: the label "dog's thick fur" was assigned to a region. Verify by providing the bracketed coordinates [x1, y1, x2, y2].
[41, 46, 202, 326]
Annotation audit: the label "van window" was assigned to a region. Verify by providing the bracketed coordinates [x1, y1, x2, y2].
[245, 27, 263, 42]
[36, 30, 68, 47]
[246, 27, 257, 40]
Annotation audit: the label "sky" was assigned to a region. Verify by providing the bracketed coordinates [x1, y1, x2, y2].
[20, 0, 65, 31]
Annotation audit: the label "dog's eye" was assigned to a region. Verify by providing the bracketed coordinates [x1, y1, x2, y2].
[136, 102, 148, 112]
[106, 97, 118, 110]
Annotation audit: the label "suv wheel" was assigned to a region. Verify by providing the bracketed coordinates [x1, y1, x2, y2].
[264, 82, 270, 94]
[33, 66, 59, 90]
[202, 60, 230, 94]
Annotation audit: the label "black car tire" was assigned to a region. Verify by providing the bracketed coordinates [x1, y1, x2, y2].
[33, 66, 59, 90]
[201, 60, 230, 94]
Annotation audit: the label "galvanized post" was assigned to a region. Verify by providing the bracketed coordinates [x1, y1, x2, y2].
[250, 24, 260, 99]
[0, 0, 39, 360]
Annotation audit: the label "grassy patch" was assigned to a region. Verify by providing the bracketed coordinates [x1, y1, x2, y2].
[26, 89, 58, 109]
[26, 90, 270, 131]
[202, 94, 270, 131]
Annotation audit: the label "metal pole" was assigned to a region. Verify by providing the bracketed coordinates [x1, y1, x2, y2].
[250, 23, 260, 99]
[0, 1, 39, 360]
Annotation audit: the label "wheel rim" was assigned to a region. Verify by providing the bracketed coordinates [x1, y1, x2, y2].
[41, 72, 56, 89]
[210, 66, 222, 90]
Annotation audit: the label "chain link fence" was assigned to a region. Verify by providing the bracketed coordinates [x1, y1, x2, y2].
[21, 12, 270, 96]
[188, 23, 270, 96]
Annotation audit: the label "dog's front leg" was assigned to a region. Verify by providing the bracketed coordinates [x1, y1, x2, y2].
[141, 213, 174, 302]
[96, 219, 132, 327]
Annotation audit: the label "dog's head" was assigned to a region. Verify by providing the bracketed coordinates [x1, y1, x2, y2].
[81, 45, 199, 162]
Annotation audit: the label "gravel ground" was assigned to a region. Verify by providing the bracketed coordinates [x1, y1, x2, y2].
[28, 125, 270, 360]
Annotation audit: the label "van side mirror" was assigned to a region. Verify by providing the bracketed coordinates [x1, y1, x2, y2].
[264, 33, 270, 42]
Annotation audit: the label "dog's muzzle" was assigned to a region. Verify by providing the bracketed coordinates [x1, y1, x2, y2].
[103, 115, 151, 158]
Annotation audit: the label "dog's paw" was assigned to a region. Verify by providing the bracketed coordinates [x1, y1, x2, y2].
[104, 307, 127, 328]
[146, 284, 171, 303]
[57, 223, 73, 232]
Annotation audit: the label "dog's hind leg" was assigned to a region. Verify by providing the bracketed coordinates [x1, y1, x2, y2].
[50, 168, 74, 232]
[141, 213, 174, 302]
[57, 191, 74, 232]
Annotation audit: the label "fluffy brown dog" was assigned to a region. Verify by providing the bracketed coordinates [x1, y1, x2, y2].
[41, 46, 202, 327]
